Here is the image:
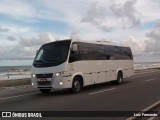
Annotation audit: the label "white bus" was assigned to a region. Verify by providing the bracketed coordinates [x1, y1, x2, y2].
[31, 39, 134, 94]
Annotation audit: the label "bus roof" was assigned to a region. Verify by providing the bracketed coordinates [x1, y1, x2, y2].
[54, 39, 129, 47]
[71, 39, 129, 47]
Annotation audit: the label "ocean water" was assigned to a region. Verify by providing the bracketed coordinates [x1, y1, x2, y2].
[134, 62, 160, 70]
[0, 66, 31, 81]
[0, 62, 160, 81]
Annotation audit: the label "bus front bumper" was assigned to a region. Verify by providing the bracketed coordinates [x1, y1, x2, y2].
[31, 74, 72, 89]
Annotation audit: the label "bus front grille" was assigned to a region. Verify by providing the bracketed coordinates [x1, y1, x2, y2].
[36, 73, 53, 78]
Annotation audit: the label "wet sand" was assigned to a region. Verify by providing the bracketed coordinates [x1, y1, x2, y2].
[0, 78, 31, 87]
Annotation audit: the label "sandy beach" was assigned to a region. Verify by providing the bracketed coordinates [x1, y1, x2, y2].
[0, 78, 31, 87]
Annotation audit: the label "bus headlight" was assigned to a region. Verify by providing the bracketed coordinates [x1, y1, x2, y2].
[32, 74, 36, 78]
[56, 71, 65, 77]
[56, 72, 61, 76]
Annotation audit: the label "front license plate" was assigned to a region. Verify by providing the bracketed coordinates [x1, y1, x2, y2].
[40, 78, 48, 82]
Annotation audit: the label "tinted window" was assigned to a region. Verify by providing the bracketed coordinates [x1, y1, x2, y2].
[79, 43, 102, 60]
[104, 46, 133, 60]
[69, 42, 133, 62]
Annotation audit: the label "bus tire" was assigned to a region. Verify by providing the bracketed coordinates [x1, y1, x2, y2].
[40, 89, 51, 94]
[116, 71, 123, 85]
[71, 77, 82, 94]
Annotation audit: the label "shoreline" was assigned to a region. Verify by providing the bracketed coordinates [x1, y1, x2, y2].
[0, 68, 160, 88]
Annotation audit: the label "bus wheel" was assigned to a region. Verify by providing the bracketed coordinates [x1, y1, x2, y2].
[116, 72, 123, 85]
[40, 89, 51, 94]
[71, 77, 82, 94]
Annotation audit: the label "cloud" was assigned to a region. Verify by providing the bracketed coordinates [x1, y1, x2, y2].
[145, 23, 160, 53]
[0, 45, 35, 60]
[79, 0, 141, 34]
[134, 0, 160, 23]
[0, 33, 55, 61]
[80, 1, 113, 32]
[110, 0, 141, 28]
[122, 36, 146, 56]
[7, 36, 17, 41]
[121, 22, 160, 62]
[0, 0, 36, 18]
[19, 33, 54, 47]
[120, 22, 160, 62]
[0, 24, 30, 34]
[70, 31, 81, 39]
[0, 26, 10, 32]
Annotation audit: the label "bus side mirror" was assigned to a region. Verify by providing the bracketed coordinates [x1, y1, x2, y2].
[72, 44, 78, 52]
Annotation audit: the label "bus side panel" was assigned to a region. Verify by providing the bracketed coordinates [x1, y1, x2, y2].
[84, 73, 92, 86]
[69, 61, 108, 86]
[68, 60, 133, 86]
[98, 72, 106, 84]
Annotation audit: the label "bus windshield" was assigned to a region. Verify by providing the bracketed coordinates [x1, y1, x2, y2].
[33, 40, 71, 67]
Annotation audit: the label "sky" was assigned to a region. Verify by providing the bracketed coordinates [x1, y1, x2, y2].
[0, 0, 160, 66]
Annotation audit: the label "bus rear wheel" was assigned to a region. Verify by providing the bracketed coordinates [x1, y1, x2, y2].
[116, 72, 123, 84]
[40, 89, 51, 94]
[71, 77, 82, 94]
